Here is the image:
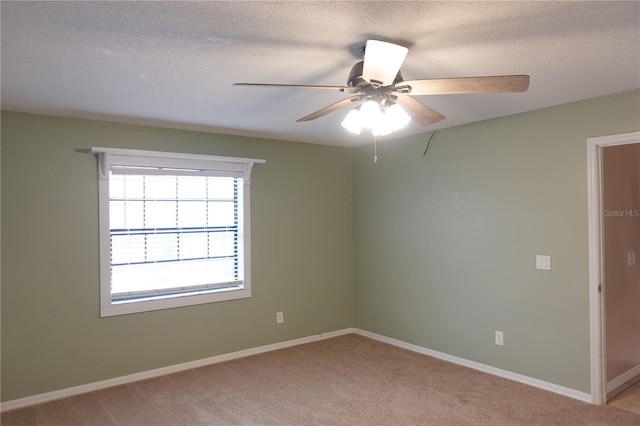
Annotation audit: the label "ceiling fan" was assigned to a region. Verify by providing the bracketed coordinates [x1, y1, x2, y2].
[234, 39, 529, 135]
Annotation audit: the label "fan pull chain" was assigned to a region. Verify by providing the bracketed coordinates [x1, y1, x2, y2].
[373, 135, 381, 164]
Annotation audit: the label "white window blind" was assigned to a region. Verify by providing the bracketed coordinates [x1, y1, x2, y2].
[92, 147, 265, 317]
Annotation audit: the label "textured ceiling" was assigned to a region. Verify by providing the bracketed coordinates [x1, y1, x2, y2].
[2, 1, 639, 147]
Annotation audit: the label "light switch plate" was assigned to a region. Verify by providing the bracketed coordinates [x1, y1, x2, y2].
[536, 255, 551, 270]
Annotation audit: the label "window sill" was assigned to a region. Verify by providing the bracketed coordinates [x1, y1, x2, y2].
[100, 287, 251, 317]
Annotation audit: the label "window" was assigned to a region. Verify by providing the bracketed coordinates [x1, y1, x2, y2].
[92, 147, 265, 317]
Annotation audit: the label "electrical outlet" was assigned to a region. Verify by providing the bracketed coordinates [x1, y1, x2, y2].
[276, 311, 284, 324]
[495, 330, 504, 346]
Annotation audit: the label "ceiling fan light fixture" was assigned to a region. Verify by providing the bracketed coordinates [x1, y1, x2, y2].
[360, 100, 383, 128]
[341, 109, 362, 134]
[342, 101, 411, 136]
[384, 103, 411, 131]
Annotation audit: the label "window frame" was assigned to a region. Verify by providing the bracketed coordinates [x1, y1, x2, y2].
[91, 147, 265, 317]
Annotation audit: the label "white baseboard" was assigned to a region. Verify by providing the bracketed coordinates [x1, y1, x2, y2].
[1, 328, 355, 412]
[353, 329, 592, 404]
[607, 363, 640, 393]
[2, 327, 594, 411]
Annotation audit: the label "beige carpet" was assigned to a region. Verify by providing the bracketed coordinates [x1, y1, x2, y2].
[2, 334, 639, 425]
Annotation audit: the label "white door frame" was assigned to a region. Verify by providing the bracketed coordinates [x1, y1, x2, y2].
[587, 131, 640, 405]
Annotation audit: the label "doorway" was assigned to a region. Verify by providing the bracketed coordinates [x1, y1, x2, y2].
[587, 131, 640, 406]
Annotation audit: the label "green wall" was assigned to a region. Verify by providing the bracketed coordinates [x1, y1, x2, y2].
[1, 112, 354, 401]
[2, 90, 639, 402]
[353, 90, 640, 393]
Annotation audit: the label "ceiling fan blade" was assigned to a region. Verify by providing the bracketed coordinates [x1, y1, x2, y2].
[297, 95, 363, 122]
[233, 82, 357, 93]
[397, 75, 530, 95]
[394, 95, 445, 126]
[362, 40, 408, 87]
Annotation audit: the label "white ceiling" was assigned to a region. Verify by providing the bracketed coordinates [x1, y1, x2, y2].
[2, 1, 639, 147]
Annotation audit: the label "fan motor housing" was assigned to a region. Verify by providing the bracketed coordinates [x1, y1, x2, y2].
[347, 61, 404, 88]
